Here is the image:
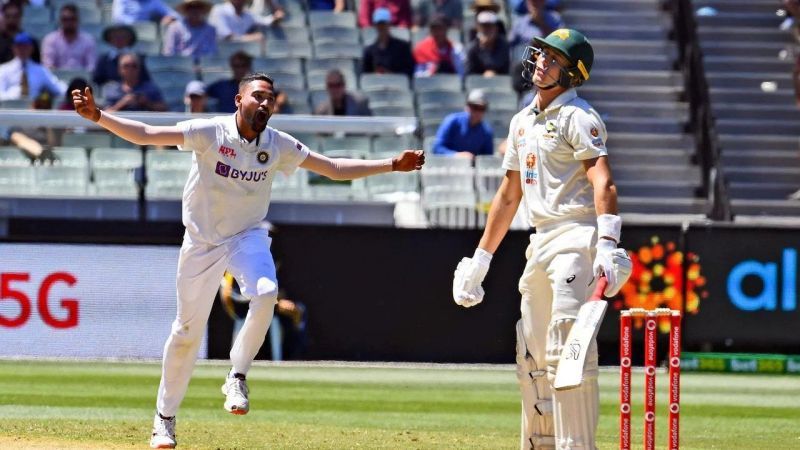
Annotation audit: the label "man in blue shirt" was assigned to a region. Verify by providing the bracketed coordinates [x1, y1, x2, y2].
[433, 88, 494, 159]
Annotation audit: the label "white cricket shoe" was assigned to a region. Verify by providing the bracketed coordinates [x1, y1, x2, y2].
[221, 371, 250, 415]
[150, 413, 176, 449]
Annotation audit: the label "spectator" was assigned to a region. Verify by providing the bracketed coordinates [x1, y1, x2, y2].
[206, 50, 252, 112]
[103, 52, 167, 112]
[358, 0, 412, 28]
[0, 77, 62, 163]
[272, 90, 294, 114]
[433, 88, 493, 159]
[248, 0, 287, 26]
[93, 24, 152, 85]
[209, 0, 263, 42]
[41, 4, 97, 71]
[162, 0, 217, 58]
[184, 79, 208, 112]
[362, 8, 415, 78]
[0, 32, 66, 102]
[510, 0, 560, 16]
[413, 16, 464, 77]
[0, 2, 41, 64]
[508, 0, 563, 47]
[466, 11, 510, 75]
[314, 69, 371, 116]
[302, 0, 344, 11]
[466, 0, 506, 40]
[112, 0, 179, 25]
[415, 0, 462, 30]
[59, 77, 91, 110]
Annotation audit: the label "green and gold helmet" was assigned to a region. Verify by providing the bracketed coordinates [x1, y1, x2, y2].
[522, 28, 594, 89]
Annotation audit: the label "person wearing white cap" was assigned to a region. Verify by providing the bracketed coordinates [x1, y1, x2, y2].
[432, 88, 494, 159]
[184, 80, 208, 113]
[466, 10, 510, 76]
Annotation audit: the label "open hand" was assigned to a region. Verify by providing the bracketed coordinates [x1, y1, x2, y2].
[392, 150, 425, 172]
[72, 86, 100, 122]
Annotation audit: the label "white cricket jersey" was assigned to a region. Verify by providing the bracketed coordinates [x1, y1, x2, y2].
[178, 114, 309, 245]
[503, 89, 608, 229]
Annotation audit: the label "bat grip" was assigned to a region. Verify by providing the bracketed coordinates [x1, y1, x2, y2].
[589, 276, 608, 301]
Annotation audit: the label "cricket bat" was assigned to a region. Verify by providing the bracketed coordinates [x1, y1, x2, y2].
[553, 276, 608, 390]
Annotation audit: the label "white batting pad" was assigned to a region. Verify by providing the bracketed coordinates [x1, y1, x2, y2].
[516, 320, 556, 450]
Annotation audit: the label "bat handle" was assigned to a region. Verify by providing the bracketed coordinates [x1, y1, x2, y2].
[590, 276, 608, 301]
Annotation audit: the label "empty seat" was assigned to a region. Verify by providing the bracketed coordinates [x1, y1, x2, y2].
[0, 146, 31, 166]
[35, 165, 88, 196]
[366, 89, 414, 108]
[61, 132, 113, 149]
[465, 74, 513, 93]
[218, 40, 263, 59]
[253, 57, 304, 74]
[365, 170, 419, 199]
[272, 168, 309, 200]
[311, 26, 360, 45]
[90, 147, 142, 198]
[145, 150, 192, 200]
[0, 165, 34, 195]
[360, 73, 410, 92]
[422, 187, 478, 228]
[371, 105, 415, 117]
[416, 90, 464, 108]
[146, 55, 195, 72]
[309, 11, 357, 29]
[413, 74, 462, 93]
[321, 135, 372, 153]
[313, 41, 362, 60]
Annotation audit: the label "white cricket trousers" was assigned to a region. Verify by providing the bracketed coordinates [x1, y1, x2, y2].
[518, 220, 600, 449]
[156, 226, 279, 417]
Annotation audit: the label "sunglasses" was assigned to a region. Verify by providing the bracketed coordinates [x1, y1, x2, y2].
[468, 103, 487, 111]
[326, 81, 344, 88]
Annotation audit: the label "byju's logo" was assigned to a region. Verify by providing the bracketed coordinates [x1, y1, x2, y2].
[215, 161, 231, 177]
[727, 248, 797, 311]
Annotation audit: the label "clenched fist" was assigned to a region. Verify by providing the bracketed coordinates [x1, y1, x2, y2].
[72, 86, 101, 122]
[392, 150, 425, 172]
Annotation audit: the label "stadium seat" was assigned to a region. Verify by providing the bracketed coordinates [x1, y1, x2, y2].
[321, 135, 372, 153]
[0, 146, 31, 166]
[272, 167, 309, 200]
[61, 132, 113, 149]
[422, 187, 478, 229]
[265, 40, 313, 59]
[253, 57, 304, 75]
[311, 26, 361, 45]
[308, 11, 357, 29]
[312, 57, 358, 76]
[147, 55, 195, 72]
[35, 165, 89, 196]
[218, 40, 263, 59]
[145, 150, 192, 200]
[360, 73, 410, 92]
[90, 147, 142, 198]
[270, 71, 306, 90]
[365, 90, 414, 109]
[416, 90, 465, 109]
[365, 170, 419, 199]
[0, 165, 34, 195]
[465, 75, 513, 94]
[313, 42, 363, 60]
[413, 74, 463, 93]
[370, 105, 415, 117]
[372, 134, 417, 153]
[265, 25, 311, 43]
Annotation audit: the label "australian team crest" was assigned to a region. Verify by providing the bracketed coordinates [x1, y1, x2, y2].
[257, 151, 269, 164]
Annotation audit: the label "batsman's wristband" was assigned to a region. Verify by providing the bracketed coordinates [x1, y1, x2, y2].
[597, 214, 622, 243]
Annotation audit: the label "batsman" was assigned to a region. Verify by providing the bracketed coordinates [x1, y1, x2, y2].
[452, 29, 632, 449]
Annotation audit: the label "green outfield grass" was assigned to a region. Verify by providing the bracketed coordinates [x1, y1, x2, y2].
[0, 360, 798, 449]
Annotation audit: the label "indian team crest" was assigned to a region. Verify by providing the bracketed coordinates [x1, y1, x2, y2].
[257, 151, 269, 164]
[591, 127, 599, 137]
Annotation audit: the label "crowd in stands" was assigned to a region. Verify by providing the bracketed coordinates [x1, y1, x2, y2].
[0, 0, 566, 162]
